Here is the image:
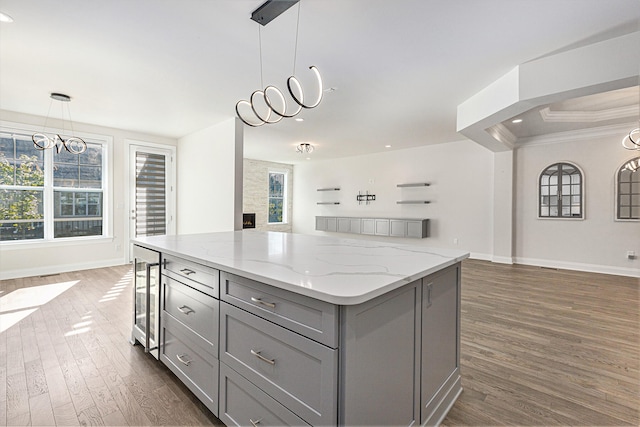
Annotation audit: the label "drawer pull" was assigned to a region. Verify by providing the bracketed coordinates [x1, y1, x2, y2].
[177, 305, 194, 315]
[250, 297, 276, 309]
[249, 418, 262, 427]
[180, 268, 196, 275]
[250, 349, 276, 366]
[176, 353, 193, 366]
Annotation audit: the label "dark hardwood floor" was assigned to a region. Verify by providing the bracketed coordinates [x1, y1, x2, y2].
[0, 260, 637, 426]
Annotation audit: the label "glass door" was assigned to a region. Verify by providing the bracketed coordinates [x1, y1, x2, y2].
[131, 244, 161, 359]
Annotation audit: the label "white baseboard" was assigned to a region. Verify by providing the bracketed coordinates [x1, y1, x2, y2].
[491, 255, 514, 264]
[514, 257, 640, 278]
[0, 257, 128, 281]
[469, 252, 493, 261]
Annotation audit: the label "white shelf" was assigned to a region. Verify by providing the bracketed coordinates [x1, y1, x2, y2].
[397, 201, 430, 204]
[317, 188, 340, 191]
[317, 202, 340, 205]
[397, 183, 430, 188]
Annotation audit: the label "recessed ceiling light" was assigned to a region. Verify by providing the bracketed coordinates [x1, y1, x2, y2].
[306, 157, 311, 160]
[0, 12, 14, 23]
[295, 118, 304, 122]
[511, 118, 523, 124]
[385, 145, 392, 148]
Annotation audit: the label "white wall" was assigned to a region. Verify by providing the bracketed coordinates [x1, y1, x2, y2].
[514, 128, 640, 277]
[292, 140, 495, 259]
[177, 118, 243, 234]
[0, 109, 178, 280]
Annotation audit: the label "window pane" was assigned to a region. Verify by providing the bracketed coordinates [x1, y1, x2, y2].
[632, 207, 640, 219]
[80, 166, 102, 188]
[620, 206, 631, 218]
[550, 206, 558, 216]
[549, 175, 558, 186]
[540, 206, 549, 217]
[54, 219, 102, 238]
[269, 198, 283, 223]
[541, 186, 549, 196]
[0, 189, 44, 240]
[80, 144, 102, 166]
[54, 163, 79, 187]
[269, 173, 284, 197]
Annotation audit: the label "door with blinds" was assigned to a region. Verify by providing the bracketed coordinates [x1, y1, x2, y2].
[129, 144, 175, 254]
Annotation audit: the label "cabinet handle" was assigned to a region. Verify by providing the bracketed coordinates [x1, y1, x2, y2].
[426, 283, 433, 308]
[250, 349, 276, 366]
[180, 268, 196, 275]
[250, 297, 276, 309]
[249, 418, 262, 427]
[176, 353, 192, 366]
[177, 305, 194, 315]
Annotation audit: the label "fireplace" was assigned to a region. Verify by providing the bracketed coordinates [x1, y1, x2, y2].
[243, 213, 256, 229]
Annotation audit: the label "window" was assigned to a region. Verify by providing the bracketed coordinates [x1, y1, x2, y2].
[0, 127, 108, 242]
[616, 157, 640, 220]
[268, 171, 286, 223]
[539, 162, 583, 219]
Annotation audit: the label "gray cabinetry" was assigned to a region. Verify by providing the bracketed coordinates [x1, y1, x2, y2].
[316, 216, 428, 238]
[421, 265, 462, 425]
[219, 363, 310, 427]
[220, 303, 338, 426]
[160, 255, 220, 416]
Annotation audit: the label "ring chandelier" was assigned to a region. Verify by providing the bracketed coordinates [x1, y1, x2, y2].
[235, 65, 323, 127]
[622, 127, 639, 151]
[32, 93, 87, 154]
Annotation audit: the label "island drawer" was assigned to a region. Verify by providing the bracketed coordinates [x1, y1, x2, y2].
[219, 364, 310, 427]
[220, 272, 338, 348]
[163, 275, 218, 353]
[163, 254, 219, 298]
[160, 314, 218, 416]
[220, 303, 337, 426]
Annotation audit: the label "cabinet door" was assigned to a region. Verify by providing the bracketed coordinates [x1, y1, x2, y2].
[349, 218, 361, 234]
[374, 219, 390, 236]
[315, 216, 327, 231]
[389, 220, 406, 237]
[421, 265, 460, 424]
[361, 219, 375, 235]
[407, 220, 428, 238]
[337, 218, 351, 233]
[326, 217, 337, 232]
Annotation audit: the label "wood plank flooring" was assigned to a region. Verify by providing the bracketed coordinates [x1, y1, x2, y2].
[0, 260, 638, 426]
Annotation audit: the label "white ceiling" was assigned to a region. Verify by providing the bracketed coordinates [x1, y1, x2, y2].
[0, 0, 639, 164]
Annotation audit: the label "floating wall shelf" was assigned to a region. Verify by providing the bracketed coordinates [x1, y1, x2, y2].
[397, 183, 430, 187]
[397, 200, 431, 204]
[317, 202, 340, 205]
[317, 187, 340, 191]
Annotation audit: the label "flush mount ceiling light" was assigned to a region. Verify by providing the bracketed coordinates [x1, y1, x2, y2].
[32, 93, 87, 154]
[236, 0, 323, 127]
[296, 143, 314, 154]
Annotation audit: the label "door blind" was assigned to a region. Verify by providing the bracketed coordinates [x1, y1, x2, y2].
[135, 152, 166, 236]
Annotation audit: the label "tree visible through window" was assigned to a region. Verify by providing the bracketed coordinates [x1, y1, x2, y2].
[539, 162, 583, 219]
[268, 172, 286, 223]
[0, 129, 106, 241]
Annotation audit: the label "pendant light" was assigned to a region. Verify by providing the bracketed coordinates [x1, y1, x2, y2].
[32, 93, 87, 154]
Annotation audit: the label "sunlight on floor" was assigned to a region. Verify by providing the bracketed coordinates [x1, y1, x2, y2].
[0, 280, 79, 333]
[98, 269, 132, 303]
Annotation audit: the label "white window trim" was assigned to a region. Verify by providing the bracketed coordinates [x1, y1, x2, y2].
[537, 160, 585, 221]
[614, 157, 640, 222]
[268, 169, 288, 224]
[0, 120, 114, 248]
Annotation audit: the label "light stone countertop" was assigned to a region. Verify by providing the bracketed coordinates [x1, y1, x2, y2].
[133, 231, 469, 305]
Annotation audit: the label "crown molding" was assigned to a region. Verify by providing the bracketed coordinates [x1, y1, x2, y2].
[539, 105, 638, 123]
[515, 122, 636, 147]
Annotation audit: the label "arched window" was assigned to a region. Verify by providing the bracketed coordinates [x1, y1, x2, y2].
[539, 162, 583, 219]
[616, 157, 640, 220]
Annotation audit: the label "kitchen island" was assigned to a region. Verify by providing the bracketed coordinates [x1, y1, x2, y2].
[133, 231, 468, 426]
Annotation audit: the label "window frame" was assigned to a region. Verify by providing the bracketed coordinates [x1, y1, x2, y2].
[615, 157, 640, 222]
[537, 161, 585, 220]
[268, 170, 288, 224]
[0, 121, 113, 247]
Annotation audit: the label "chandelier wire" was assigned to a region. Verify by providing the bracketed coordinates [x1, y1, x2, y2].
[236, 0, 322, 127]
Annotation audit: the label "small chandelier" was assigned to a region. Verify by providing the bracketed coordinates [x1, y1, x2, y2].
[235, 0, 323, 127]
[296, 143, 314, 154]
[32, 93, 87, 154]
